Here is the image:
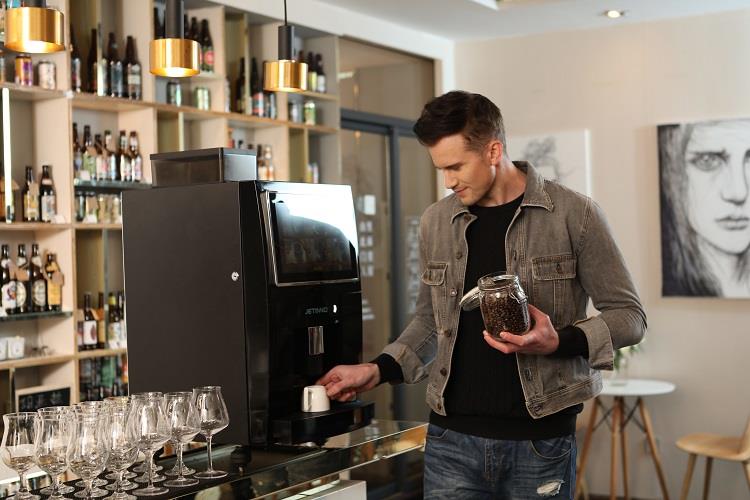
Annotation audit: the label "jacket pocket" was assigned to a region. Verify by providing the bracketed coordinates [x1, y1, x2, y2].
[531, 254, 577, 327]
[422, 262, 448, 330]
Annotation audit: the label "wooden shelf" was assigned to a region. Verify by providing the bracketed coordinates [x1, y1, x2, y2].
[71, 92, 151, 112]
[294, 90, 339, 102]
[76, 348, 127, 360]
[74, 180, 152, 192]
[0, 83, 66, 102]
[0, 354, 74, 371]
[0, 311, 73, 322]
[287, 122, 340, 135]
[0, 222, 71, 231]
[226, 112, 289, 129]
[181, 72, 226, 83]
[74, 223, 122, 231]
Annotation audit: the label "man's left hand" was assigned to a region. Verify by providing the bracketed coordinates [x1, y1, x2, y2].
[483, 304, 559, 355]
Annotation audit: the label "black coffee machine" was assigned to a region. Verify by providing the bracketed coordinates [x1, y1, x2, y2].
[122, 148, 374, 446]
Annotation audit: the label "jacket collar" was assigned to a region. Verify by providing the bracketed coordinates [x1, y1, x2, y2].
[450, 161, 554, 222]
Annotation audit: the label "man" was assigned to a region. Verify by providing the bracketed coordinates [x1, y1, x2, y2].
[318, 91, 646, 499]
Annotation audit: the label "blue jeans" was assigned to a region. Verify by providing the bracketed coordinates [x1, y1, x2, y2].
[423, 424, 577, 499]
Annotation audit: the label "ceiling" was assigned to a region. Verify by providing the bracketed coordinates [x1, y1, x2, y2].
[314, 0, 750, 41]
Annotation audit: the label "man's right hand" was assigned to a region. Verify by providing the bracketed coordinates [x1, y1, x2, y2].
[316, 363, 380, 402]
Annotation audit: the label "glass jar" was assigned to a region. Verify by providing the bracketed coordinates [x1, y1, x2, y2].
[303, 100, 316, 125]
[460, 273, 530, 338]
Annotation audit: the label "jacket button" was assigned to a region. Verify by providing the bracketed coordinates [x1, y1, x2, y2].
[449, 288, 457, 297]
[440, 368, 447, 376]
[556, 263, 562, 273]
[463, 214, 470, 222]
[455, 251, 462, 260]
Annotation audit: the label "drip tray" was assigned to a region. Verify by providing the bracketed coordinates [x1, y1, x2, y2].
[272, 400, 375, 445]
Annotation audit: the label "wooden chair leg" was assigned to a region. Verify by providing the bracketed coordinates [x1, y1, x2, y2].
[680, 454, 696, 500]
[610, 398, 621, 500]
[619, 399, 629, 500]
[575, 399, 598, 498]
[638, 398, 671, 500]
[744, 461, 750, 490]
[702, 457, 713, 500]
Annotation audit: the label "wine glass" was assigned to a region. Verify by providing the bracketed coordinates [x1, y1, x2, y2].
[105, 397, 136, 482]
[72, 403, 109, 492]
[192, 386, 229, 479]
[1, 413, 40, 500]
[67, 412, 110, 499]
[33, 412, 70, 500]
[36, 407, 74, 496]
[130, 394, 170, 496]
[130, 394, 164, 476]
[104, 400, 139, 500]
[163, 392, 200, 487]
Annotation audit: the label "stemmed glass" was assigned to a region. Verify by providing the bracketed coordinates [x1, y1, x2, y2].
[131, 394, 164, 477]
[104, 400, 139, 500]
[192, 386, 229, 479]
[67, 411, 110, 499]
[33, 411, 70, 500]
[1, 413, 40, 500]
[163, 392, 200, 487]
[72, 403, 109, 494]
[105, 397, 137, 482]
[36, 407, 74, 496]
[130, 393, 170, 496]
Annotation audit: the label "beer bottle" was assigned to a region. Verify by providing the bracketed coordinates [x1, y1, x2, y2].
[129, 132, 143, 183]
[15, 244, 29, 314]
[107, 32, 123, 98]
[125, 36, 142, 100]
[30, 244, 46, 312]
[22, 166, 40, 222]
[1, 244, 16, 314]
[45, 253, 62, 312]
[40, 165, 56, 223]
[82, 292, 98, 350]
[70, 24, 83, 92]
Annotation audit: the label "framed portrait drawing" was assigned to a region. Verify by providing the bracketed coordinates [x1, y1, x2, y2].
[658, 119, 750, 298]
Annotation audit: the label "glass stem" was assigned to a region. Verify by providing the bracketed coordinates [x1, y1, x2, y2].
[206, 435, 214, 472]
[53, 475, 61, 495]
[84, 479, 93, 499]
[18, 472, 29, 496]
[116, 471, 124, 495]
[147, 452, 155, 489]
[176, 443, 184, 479]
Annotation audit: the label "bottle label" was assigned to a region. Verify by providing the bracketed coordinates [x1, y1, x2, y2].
[32, 279, 46, 307]
[2, 281, 16, 311]
[317, 75, 326, 94]
[96, 155, 108, 180]
[121, 157, 132, 182]
[252, 93, 264, 117]
[108, 322, 122, 346]
[203, 50, 215, 70]
[47, 283, 61, 307]
[15, 282, 27, 308]
[83, 320, 98, 346]
[24, 194, 39, 220]
[71, 59, 82, 91]
[132, 157, 143, 182]
[41, 194, 56, 222]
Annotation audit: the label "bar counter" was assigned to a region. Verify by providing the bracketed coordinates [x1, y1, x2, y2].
[7, 420, 426, 499]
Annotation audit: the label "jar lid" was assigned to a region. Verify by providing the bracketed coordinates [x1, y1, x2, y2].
[459, 286, 481, 311]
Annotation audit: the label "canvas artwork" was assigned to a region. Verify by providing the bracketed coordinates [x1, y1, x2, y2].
[658, 119, 750, 298]
[507, 130, 592, 196]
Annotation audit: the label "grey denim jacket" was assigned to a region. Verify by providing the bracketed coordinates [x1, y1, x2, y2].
[381, 162, 646, 418]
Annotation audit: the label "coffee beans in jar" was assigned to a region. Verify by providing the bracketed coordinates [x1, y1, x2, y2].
[477, 273, 530, 338]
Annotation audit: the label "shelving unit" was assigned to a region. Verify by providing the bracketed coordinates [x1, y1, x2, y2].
[0, 0, 342, 412]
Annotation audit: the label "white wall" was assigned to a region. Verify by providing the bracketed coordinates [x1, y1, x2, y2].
[456, 9, 750, 500]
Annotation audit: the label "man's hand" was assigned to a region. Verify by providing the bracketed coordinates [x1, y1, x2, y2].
[316, 363, 381, 402]
[483, 304, 560, 355]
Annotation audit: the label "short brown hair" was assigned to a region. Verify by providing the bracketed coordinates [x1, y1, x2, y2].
[413, 91, 507, 154]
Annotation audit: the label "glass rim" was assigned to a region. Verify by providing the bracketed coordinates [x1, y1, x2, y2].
[164, 391, 193, 397]
[477, 272, 518, 289]
[192, 386, 221, 391]
[37, 406, 70, 413]
[3, 412, 38, 420]
[132, 392, 163, 399]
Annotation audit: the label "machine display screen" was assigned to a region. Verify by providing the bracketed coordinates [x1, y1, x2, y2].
[267, 191, 359, 284]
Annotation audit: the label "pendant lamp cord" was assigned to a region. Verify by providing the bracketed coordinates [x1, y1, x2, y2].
[284, 0, 288, 26]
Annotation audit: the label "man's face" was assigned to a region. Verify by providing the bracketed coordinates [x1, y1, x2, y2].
[429, 134, 497, 206]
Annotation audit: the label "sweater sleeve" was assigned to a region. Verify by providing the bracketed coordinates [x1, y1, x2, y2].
[371, 353, 404, 385]
[551, 325, 589, 358]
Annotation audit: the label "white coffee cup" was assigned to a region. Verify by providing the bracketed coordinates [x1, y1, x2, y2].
[302, 385, 330, 413]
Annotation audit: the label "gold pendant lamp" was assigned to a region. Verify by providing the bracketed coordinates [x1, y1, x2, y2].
[263, 0, 307, 92]
[150, 0, 200, 77]
[5, 0, 65, 54]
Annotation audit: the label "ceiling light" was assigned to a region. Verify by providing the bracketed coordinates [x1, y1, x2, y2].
[5, 0, 65, 54]
[263, 0, 308, 93]
[603, 10, 626, 19]
[150, 0, 200, 77]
